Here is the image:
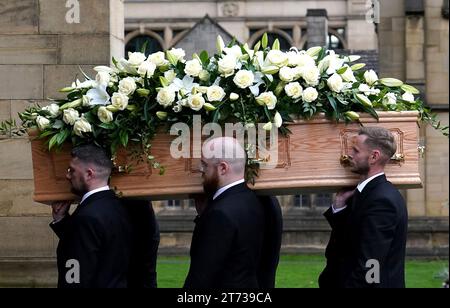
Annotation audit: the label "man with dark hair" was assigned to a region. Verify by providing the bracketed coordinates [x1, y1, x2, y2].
[319, 126, 408, 288]
[50, 144, 132, 288]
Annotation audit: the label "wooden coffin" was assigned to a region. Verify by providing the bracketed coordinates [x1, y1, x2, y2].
[30, 111, 421, 203]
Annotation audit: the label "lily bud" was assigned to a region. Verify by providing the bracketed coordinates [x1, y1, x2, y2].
[230, 93, 239, 101]
[136, 88, 150, 97]
[216, 35, 225, 54]
[203, 103, 217, 111]
[379, 78, 403, 87]
[60, 98, 82, 110]
[156, 111, 168, 120]
[356, 94, 373, 108]
[345, 111, 360, 121]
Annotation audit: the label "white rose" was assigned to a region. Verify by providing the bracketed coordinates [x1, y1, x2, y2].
[157, 88, 176, 107]
[118, 77, 137, 96]
[127, 52, 146, 67]
[164, 70, 177, 83]
[364, 70, 379, 86]
[42, 103, 60, 118]
[256, 91, 277, 110]
[207, 86, 226, 102]
[285, 82, 303, 99]
[199, 70, 210, 82]
[36, 116, 50, 130]
[287, 51, 315, 67]
[184, 59, 203, 77]
[218, 55, 237, 77]
[233, 70, 255, 89]
[63, 108, 80, 125]
[149, 51, 168, 67]
[97, 106, 113, 123]
[302, 87, 319, 103]
[95, 71, 110, 86]
[111, 92, 129, 110]
[383, 92, 397, 106]
[137, 61, 157, 78]
[340, 65, 357, 82]
[223, 45, 243, 59]
[169, 48, 186, 63]
[327, 73, 344, 93]
[73, 117, 92, 137]
[402, 92, 415, 102]
[301, 65, 320, 86]
[188, 93, 205, 111]
[279, 67, 295, 82]
[266, 50, 288, 67]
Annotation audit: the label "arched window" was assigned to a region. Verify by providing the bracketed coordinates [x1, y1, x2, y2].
[125, 30, 165, 56]
[301, 27, 347, 50]
[327, 28, 346, 50]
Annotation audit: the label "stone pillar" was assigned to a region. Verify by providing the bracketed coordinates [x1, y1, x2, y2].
[306, 9, 328, 48]
[346, 0, 378, 50]
[378, 0, 406, 79]
[0, 0, 124, 287]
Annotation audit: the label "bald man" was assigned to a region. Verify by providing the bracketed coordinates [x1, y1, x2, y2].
[184, 137, 265, 288]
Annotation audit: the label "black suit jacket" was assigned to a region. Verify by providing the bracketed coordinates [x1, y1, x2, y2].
[319, 175, 408, 288]
[184, 183, 265, 288]
[257, 196, 283, 288]
[50, 190, 132, 288]
[123, 199, 160, 288]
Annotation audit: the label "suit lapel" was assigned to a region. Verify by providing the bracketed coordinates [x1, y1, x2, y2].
[72, 190, 115, 215]
[351, 174, 387, 214]
[212, 183, 248, 204]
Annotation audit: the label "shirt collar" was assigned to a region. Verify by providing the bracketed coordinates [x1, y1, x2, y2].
[213, 179, 245, 200]
[80, 186, 110, 204]
[357, 172, 384, 193]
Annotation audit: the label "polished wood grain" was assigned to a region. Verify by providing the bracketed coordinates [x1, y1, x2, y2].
[30, 111, 421, 203]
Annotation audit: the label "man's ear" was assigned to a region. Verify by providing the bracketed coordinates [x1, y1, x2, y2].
[218, 162, 229, 175]
[370, 150, 382, 164]
[86, 168, 95, 180]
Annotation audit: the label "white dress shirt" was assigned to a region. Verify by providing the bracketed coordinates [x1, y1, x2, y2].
[80, 185, 110, 204]
[331, 172, 385, 214]
[213, 179, 245, 200]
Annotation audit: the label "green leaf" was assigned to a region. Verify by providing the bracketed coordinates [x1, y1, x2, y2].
[52, 120, 64, 129]
[99, 122, 116, 130]
[48, 134, 59, 150]
[199, 50, 209, 66]
[112, 57, 118, 68]
[336, 66, 348, 74]
[140, 40, 149, 54]
[327, 95, 339, 118]
[56, 129, 70, 146]
[119, 130, 129, 147]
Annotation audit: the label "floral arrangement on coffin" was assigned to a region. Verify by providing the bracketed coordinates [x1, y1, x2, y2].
[1, 34, 447, 175]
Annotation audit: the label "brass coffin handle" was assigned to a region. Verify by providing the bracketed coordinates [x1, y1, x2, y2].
[340, 155, 351, 167]
[391, 153, 404, 162]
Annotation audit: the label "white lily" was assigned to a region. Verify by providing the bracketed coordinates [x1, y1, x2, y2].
[86, 85, 110, 106]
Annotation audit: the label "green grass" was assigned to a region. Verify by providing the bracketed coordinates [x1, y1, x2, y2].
[156, 254, 448, 288]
